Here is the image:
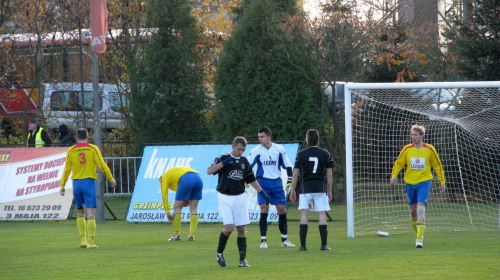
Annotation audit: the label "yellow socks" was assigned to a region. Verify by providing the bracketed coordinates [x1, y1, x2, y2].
[172, 213, 181, 236]
[87, 216, 96, 244]
[189, 214, 199, 238]
[411, 218, 418, 233]
[416, 223, 425, 240]
[77, 214, 87, 242]
[170, 213, 199, 238]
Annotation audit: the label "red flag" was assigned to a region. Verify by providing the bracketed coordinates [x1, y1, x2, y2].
[90, 0, 108, 53]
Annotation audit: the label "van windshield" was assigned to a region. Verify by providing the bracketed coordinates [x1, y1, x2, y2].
[50, 91, 102, 111]
[108, 92, 127, 113]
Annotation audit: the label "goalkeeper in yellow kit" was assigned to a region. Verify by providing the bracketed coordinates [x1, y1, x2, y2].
[160, 166, 203, 241]
[390, 124, 445, 248]
[60, 128, 116, 249]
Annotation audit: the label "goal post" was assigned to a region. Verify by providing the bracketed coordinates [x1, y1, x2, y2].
[345, 81, 500, 238]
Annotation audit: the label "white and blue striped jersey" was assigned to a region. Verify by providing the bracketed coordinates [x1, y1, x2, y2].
[247, 143, 293, 180]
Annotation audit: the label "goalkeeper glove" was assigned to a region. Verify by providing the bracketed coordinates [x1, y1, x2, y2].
[259, 190, 271, 205]
[286, 177, 292, 191]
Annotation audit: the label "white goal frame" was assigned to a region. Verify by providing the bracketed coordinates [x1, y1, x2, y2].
[345, 81, 500, 238]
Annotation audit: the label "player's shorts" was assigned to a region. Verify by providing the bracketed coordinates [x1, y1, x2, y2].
[298, 193, 330, 212]
[73, 178, 97, 209]
[406, 180, 431, 205]
[175, 172, 203, 201]
[257, 178, 287, 205]
[218, 192, 249, 226]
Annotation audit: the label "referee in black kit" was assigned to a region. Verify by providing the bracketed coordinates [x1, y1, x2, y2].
[207, 136, 271, 268]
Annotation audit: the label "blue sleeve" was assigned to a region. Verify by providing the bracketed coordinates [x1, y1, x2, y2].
[249, 154, 260, 168]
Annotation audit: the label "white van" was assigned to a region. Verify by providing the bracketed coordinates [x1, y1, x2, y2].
[40, 82, 127, 131]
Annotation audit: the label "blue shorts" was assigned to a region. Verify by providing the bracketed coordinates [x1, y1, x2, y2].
[175, 172, 203, 201]
[73, 178, 97, 209]
[406, 180, 431, 205]
[257, 178, 287, 205]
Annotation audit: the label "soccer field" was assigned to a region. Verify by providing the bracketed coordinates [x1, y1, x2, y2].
[1, 197, 499, 279]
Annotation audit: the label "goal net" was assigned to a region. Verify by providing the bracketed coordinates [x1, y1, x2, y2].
[344, 82, 500, 237]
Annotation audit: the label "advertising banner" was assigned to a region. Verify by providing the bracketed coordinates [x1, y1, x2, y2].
[90, 0, 108, 53]
[127, 144, 299, 223]
[0, 148, 73, 220]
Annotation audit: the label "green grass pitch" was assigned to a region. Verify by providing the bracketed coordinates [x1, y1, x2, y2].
[1, 197, 499, 279]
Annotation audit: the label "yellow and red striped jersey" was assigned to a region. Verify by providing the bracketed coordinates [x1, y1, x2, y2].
[391, 143, 445, 185]
[61, 143, 114, 189]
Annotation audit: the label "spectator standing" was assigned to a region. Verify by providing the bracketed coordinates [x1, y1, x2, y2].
[26, 118, 52, 147]
[57, 124, 76, 147]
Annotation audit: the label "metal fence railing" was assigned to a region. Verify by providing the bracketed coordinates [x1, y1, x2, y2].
[103, 157, 142, 196]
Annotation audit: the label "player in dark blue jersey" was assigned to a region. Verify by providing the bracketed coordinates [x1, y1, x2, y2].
[290, 129, 334, 251]
[208, 136, 270, 268]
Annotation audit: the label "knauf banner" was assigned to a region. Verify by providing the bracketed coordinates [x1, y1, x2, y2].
[127, 144, 299, 223]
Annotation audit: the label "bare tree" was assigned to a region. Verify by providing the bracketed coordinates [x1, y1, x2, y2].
[273, 1, 374, 201]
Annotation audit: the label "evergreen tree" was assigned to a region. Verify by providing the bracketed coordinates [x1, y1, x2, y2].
[212, 0, 322, 142]
[443, 0, 500, 81]
[130, 0, 208, 151]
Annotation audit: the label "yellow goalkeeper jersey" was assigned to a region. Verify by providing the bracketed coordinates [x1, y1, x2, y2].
[391, 143, 445, 185]
[60, 143, 114, 189]
[159, 166, 199, 213]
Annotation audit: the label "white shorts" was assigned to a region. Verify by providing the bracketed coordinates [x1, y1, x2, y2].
[298, 193, 330, 212]
[218, 192, 249, 226]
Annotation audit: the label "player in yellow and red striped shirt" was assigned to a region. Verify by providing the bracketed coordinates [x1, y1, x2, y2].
[390, 124, 446, 249]
[60, 128, 116, 249]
